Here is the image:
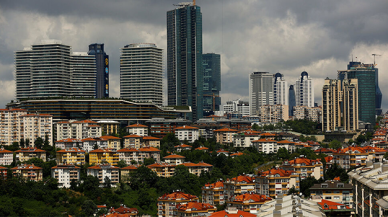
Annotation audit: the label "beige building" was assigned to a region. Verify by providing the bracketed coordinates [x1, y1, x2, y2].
[227, 193, 272, 214]
[52, 164, 80, 188]
[281, 157, 323, 180]
[56, 147, 86, 165]
[0, 146, 13, 165]
[176, 201, 216, 217]
[120, 165, 138, 182]
[157, 191, 198, 217]
[81, 137, 108, 153]
[12, 164, 43, 181]
[258, 104, 289, 123]
[87, 164, 119, 187]
[147, 163, 176, 178]
[256, 168, 299, 198]
[126, 123, 148, 136]
[123, 134, 142, 149]
[252, 138, 278, 154]
[100, 135, 121, 151]
[213, 128, 238, 145]
[117, 147, 160, 164]
[142, 136, 161, 148]
[202, 181, 225, 205]
[310, 180, 353, 208]
[56, 120, 102, 141]
[97, 120, 119, 135]
[163, 154, 185, 165]
[322, 78, 358, 132]
[0, 108, 27, 146]
[276, 140, 295, 152]
[224, 175, 256, 201]
[15, 147, 46, 162]
[233, 130, 261, 148]
[20, 114, 53, 147]
[174, 125, 199, 143]
[293, 106, 322, 123]
[55, 138, 82, 150]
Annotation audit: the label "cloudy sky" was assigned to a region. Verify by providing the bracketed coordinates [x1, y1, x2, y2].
[1, 0, 388, 111]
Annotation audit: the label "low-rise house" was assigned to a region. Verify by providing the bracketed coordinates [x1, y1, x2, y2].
[163, 154, 185, 165]
[214, 128, 239, 145]
[216, 149, 229, 156]
[157, 191, 198, 217]
[87, 164, 119, 187]
[81, 137, 108, 153]
[176, 201, 216, 217]
[259, 132, 276, 140]
[252, 139, 278, 154]
[0, 146, 13, 165]
[224, 175, 256, 201]
[195, 146, 209, 152]
[89, 148, 119, 165]
[174, 125, 199, 143]
[15, 147, 46, 162]
[181, 162, 213, 176]
[317, 199, 352, 216]
[100, 135, 121, 151]
[256, 168, 299, 198]
[209, 207, 256, 217]
[228, 193, 272, 214]
[202, 181, 225, 205]
[56, 148, 85, 165]
[281, 157, 323, 180]
[147, 163, 176, 178]
[0, 166, 8, 179]
[142, 136, 161, 148]
[12, 164, 43, 181]
[310, 180, 353, 208]
[51, 164, 80, 188]
[123, 134, 142, 149]
[55, 138, 83, 150]
[120, 165, 138, 183]
[174, 144, 192, 152]
[233, 130, 261, 148]
[107, 205, 139, 216]
[230, 152, 244, 158]
[314, 148, 337, 156]
[126, 123, 148, 136]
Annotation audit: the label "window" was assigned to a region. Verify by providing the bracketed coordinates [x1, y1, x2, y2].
[325, 196, 332, 199]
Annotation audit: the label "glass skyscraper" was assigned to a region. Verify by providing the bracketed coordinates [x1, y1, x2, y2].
[338, 62, 376, 124]
[288, 85, 296, 116]
[167, 2, 203, 121]
[202, 53, 221, 115]
[88, 43, 109, 98]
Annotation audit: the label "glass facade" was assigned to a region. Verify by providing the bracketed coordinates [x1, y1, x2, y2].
[88, 43, 109, 98]
[167, 3, 203, 121]
[289, 85, 296, 116]
[202, 53, 221, 114]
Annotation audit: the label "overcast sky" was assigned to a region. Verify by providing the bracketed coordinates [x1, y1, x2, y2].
[1, 0, 388, 111]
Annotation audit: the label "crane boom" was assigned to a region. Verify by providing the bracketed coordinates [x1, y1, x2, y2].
[372, 54, 382, 65]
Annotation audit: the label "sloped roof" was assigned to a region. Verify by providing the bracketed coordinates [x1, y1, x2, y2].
[88, 164, 119, 170]
[314, 148, 337, 153]
[318, 199, 350, 210]
[209, 210, 256, 217]
[109, 205, 138, 214]
[117, 148, 139, 152]
[251, 138, 277, 143]
[284, 157, 321, 166]
[260, 132, 276, 137]
[176, 201, 215, 212]
[15, 147, 46, 153]
[121, 165, 139, 170]
[57, 147, 85, 153]
[195, 146, 209, 150]
[258, 168, 293, 177]
[138, 147, 160, 152]
[232, 193, 272, 203]
[12, 164, 42, 170]
[72, 120, 98, 124]
[147, 163, 176, 168]
[52, 164, 80, 169]
[213, 128, 238, 132]
[126, 123, 148, 128]
[100, 135, 121, 140]
[175, 125, 199, 130]
[55, 138, 82, 143]
[228, 175, 255, 183]
[163, 154, 186, 159]
[175, 144, 192, 148]
[0, 147, 13, 153]
[217, 149, 229, 153]
[123, 134, 142, 138]
[90, 148, 116, 153]
[0, 166, 8, 169]
[230, 152, 244, 156]
[158, 191, 198, 201]
[142, 136, 161, 140]
[203, 181, 224, 189]
[277, 140, 295, 144]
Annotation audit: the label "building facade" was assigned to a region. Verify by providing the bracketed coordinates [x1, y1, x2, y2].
[249, 72, 274, 116]
[167, 2, 203, 121]
[12, 164, 43, 181]
[257, 104, 289, 123]
[295, 71, 314, 108]
[20, 113, 53, 147]
[87, 43, 109, 98]
[157, 191, 198, 217]
[288, 85, 296, 116]
[0, 146, 13, 165]
[87, 164, 119, 187]
[202, 53, 221, 114]
[174, 125, 199, 143]
[273, 73, 288, 106]
[0, 108, 27, 146]
[120, 43, 163, 106]
[52, 164, 80, 188]
[293, 106, 322, 123]
[71, 52, 97, 98]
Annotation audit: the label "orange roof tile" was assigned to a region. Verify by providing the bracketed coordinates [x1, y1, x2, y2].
[230, 152, 244, 156]
[142, 136, 161, 140]
[0, 166, 7, 170]
[117, 148, 139, 152]
[126, 123, 148, 128]
[175, 144, 192, 148]
[89, 148, 116, 153]
[176, 201, 215, 212]
[57, 148, 85, 153]
[285, 157, 321, 166]
[258, 168, 293, 177]
[252, 138, 277, 143]
[15, 147, 46, 153]
[232, 193, 272, 203]
[163, 154, 186, 159]
[123, 134, 142, 138]
[318, 199, 350, 210]
[314, 148, 337, 153]
[277, 140, 295, 144]
[138, 147, 160, 152]
[195, 146, 209, 150]
[121, 165, 139, 170]
[0, 147, 13, 153]
[12, 164, 42, 170]
[175, 125, 199, 130]
[52, 164, 80, 169]
[196, 162, 213, 167]
[55, 138, 82, 143]
[203, 181, 224, 189]
[228, 175, 255, 183]
[260, 132, 276, 136]
[88, 125, 101, 127]
[108, 205, 138, 214]
[158, 191, 198, 201]
[209, 210, 256, 217]
[72, 120, 98, 124]
[147, 163, 176, 168]
[213, 128, 238, 132]
[333, 177, 340, 181]
[217, 149, 229, 153]
[100, 135, 121, 140]
[88, 164, 119, 170]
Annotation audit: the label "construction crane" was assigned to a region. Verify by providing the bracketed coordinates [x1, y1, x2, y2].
[372, 54, 381, 65]
[203, 93, 219, 111]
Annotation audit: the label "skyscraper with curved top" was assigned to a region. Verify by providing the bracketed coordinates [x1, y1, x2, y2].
[295, 71, 314, 108]
[167, 2, 203, 121]
[88, 43, 109, 98]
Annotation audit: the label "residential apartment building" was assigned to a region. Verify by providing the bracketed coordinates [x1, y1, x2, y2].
[252, 139, 278, 154]
[55, 138, 82, 150]
[333, 146, 384, 170]
[176, 201, 216, 217]
[89, 148, 119, 165]
[100, 135, 121, 151]
[257, 104, 289, 123]
[147, 163, 176, 178]
[224, 175, 256, 201]
[56, 148, 86, 165]
[276, 140, 296, 153]
[87, 164, 119, 187]
[126, 123, 148, 136]
[181, 162, 213, 176]
[146, 118, 191, 138]
[293, 106, 322, 123]
[123, 135, 142, 149]
[213, 128, 238, 145]
[273, 73, 288, 106]
[15, 147, 46, 162]
[120, 43, 163, 106]
[175, 126, 199, 143]
[142, 136, 161, 148]
[20, 113, 53, 147]
[163, 154, 185, 165]
[56, 120, 102, 141]
[295, 71, 314, 107]
[256, 168, 299, 198]
[233, 130, 261, 148]
[310, 180, 353, 208]
[157, 191, 198, 217]
[0, 146, 13, 165]
[120, 165, 138, 183]
[51, 164, 80, 188]
[227, 193, 272, 214]
[210, 207, 256, 217]
[0, 108, 28, 146]
[96, 120, 119, 135]
[12, 164, 43, 181]
[322, 78, 358, 132]
[175, 144, 192, 152]
[202, 181, 225, 205]
[117, 147, 160, 165]
[81, 137, 108, 153]
[281, 157, 323, 180]
[0, 166, 7, 179]
[249, 72, 274, 116]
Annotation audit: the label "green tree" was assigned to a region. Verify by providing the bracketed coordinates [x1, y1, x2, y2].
[130, 165, 158, 190]
[81, 200, 97, 217]
[19, 139, 25, 148]
[252, 123, 259, 130]
[34, 137, 44, 149]
[117, 160, 128, 168]
[104, 176, 111, 188]
[329, 140, 342, 150]
[143, 158, 155, 166]
[288, 186, 299, 195]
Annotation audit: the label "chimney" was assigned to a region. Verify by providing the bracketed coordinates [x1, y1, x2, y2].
[373, 162, 380, 170]
[366, 161, 373, 167]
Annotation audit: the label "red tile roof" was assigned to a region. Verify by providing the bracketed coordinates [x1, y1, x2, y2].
[216, 149, 229, 153]
[138, 147, 160, 152]
[121, 165, 139, 170]
[232, 193, 272, 203]
[117, 148, 140, 152]
[0, 147, 13, 153]
[260, 132, 276, 137]
[318, 199, 350, 210]
[126, 123, 148, 128]
[213, 128, 238, 132]
[333, 177, 340, 181]
[228, 175, 255, 183]
[57, 147, 85, 153]
[88, 164, 119, 170]
[195, 146, 209, 150]
[285, 157, 321, 166]
[176, 201, 215, 212]
[147, 163, 176, 168]
[108, 205, 138, 214]
[55, 138, 82, 143]
[100, 135, 121, 140]
[142, 136, 161, 140]
[230, 152, 244, 156]
[15, 147, 46, 153]
[52, 164, 80, 169]
[175, 125, 199, 130]
[258, 168, 293, 177]
[123, 134, 142, 138]
[252, 138, 277, 143]
[209, 210, 256, 217]
[203, 181, 224, 189]
[163, 154, 186, 159]
[314, 148, 337, 153]
[0, 166, 7, 169]
[277, 140, 295, 144]
[175, 144, 192, 148]
[158, 191, 198, 201]
[12, 164, 42, 170]
[72, 120, 98, 124]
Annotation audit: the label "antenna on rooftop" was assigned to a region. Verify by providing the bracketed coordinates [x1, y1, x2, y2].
[372, 54, 381, 66]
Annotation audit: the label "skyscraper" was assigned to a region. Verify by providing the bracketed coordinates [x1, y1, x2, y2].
[249, 72, 274, 116]
[120, 43, 163, 106]
[71, 52, 97, 98]
[273, 73, 288, 105]
[288, 85, 296, 116]
[322, 78, 358, 132]
[295, 71, 314, 107]
[338, 62, 376, 124]
[88, 43, 109, 98]
[167, 2, 203, 121]
[202, 53, 221, 114]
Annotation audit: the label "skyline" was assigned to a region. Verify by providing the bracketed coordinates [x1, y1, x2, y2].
[1, 0, 388, 111]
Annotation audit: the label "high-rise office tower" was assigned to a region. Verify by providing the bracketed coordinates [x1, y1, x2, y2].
[202, 53, 221, 114]
[338, 62, 376, 124]
[322, 78, 358, 132]
[295, 71, 314, 107]
[88, 43, 109, 98]
[71, 52, 97, 98]
[167, 2, 203, 121]
[288, 85, 296, 116]
[120, 43, 163, 106]
[249, 72, 274, 116]
[273, 73, 289, 106]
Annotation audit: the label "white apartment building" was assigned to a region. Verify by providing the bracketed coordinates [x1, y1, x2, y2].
[81, 137, 108, 153]
[21, 113, 53, 147]
[249, 72, 274, 116]
[257, 104, 289, 123]
[222, 99, 249, 116]
[273, 73, 289, 105]
[0, 146, 13, 165]
[55, 138, 83, 150]
[56, 120, 102, 141]
[0, 108, 27, 146]
[51, 164, 80, 188]
[174, 125, 199, 143]
[126, 123, 148, 136]
[252, 138, 278, 154]
[120, 43, 163, 106]
[233, 130, 261, 148]
[295, 71, 314, 107]
[87, 164, 120, 187]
